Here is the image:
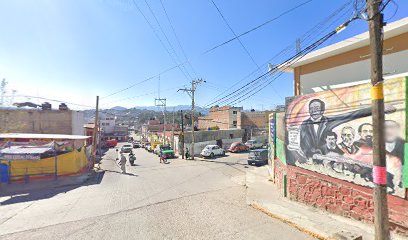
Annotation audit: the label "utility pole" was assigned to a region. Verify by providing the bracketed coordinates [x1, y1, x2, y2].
[366, 0, 389, 239]
[172, 107, 175, 149]
[155, 98, 167, 144]
[181, 110, 185, 159]
[92, 96, 99, 168]
[0, 79, 8, 107]
[178, 79, 205, 160]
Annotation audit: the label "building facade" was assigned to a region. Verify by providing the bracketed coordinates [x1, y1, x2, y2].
[198, 106, 242, 130]
[0, 108, 85, 135]
[291, 17, 408, 95]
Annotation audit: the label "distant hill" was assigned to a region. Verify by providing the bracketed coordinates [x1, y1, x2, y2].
[110, 106, 127, 111]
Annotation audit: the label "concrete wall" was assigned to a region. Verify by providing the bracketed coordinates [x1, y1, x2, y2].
[183, 129, 244, 143]
[0, 109, 84, 135]
[71, 111, 85, 135]
[300, 50, 408, 94]
[181, 129, 245, 155]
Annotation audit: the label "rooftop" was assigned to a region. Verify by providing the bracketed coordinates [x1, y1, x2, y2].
[0, 133, 89, 140]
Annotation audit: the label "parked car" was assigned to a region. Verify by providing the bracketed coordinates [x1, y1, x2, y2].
[121, 144, 133, 153]
[133, 141, 141, 148]
[245, 139, 263, 149]
[247, 149, 268, 166]
[200, 145, 225, 158]
[144, 143, 151, 151]
[228, 142, 248, 153]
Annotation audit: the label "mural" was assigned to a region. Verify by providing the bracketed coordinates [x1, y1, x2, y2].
[268, 113, 276, 162]
[285, 77, 406, 198]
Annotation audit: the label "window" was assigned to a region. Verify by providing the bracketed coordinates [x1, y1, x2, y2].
[232, 111, 237, 114]
[214, 146, 219, 149]
[233, 121, 237, 127]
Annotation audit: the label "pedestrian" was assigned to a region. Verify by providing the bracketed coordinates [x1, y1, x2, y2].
[119, 153, 127, 174]
[185, 148, 190, 160]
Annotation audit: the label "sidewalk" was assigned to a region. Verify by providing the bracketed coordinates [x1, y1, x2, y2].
[0, 171, 95, 197]
[245, 167, 404, 240]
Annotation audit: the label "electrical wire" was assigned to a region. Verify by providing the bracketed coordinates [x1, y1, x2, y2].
[203, 0, 355, 107]
[102, 0, 313, 100]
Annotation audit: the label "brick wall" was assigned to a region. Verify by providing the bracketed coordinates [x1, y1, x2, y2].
[287, 166, 408, 236]
[238, 111, 271, 130]
[274, 158, 287, 197]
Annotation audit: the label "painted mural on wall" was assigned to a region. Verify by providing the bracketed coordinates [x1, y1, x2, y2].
[285, 77, 406, 198]
[268, 113, 276, 163]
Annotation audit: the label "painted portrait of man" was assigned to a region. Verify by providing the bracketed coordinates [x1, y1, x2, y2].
[320, 131, 344, 156]
[299, 99, 395, 158]
[339, 126, 359, 154]
[355, 123, 373, 147]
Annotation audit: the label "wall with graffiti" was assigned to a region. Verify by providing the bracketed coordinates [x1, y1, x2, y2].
[285, 76, 407, 198]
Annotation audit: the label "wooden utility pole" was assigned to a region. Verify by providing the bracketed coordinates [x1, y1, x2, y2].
[92, 96, 99, 168]
[181, 110, 185, 159]
[366, 1, 389, 239]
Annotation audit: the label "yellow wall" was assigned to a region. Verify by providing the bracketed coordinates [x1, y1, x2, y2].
[1, 147, 90, 177]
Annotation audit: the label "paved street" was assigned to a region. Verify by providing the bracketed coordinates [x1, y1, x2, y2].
[0, 144, 314, 239]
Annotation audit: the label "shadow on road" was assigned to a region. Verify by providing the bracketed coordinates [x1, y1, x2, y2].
[0, 171, 105, 206]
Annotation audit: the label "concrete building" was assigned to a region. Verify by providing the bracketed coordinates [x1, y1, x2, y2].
[269, 17, 408, 236]
[290, 16, 408, 95]
[0, 108, 85, 135]
[99, 114, 116, 134]
[198, 106, 242, 130]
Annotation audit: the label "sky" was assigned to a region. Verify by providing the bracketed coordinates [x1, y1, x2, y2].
[0, 0, 407, 111]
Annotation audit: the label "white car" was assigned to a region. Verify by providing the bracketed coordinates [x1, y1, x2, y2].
[121, 144, 133, 153]
[245, 140, 263, 149]
[200, 145, 225, 158]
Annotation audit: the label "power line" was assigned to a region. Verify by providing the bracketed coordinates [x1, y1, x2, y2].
[131, 0, 191, 82]
[142, 0, 193, 80]
[203, 0, 314, 55]
[102, 0, 313, 100]
[208, 14, 361, 107]
[203, 0, 355, 107]
[208, 0, 283, 101]
[159, 0, 198, 78]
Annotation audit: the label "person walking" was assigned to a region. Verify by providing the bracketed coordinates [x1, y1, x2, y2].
[119, 153, 127, 174]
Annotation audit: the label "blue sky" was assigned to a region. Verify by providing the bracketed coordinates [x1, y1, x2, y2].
[0, 0, 406, 110]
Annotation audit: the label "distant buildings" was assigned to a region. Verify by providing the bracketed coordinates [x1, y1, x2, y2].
[198, 106, 243, 130]
[0, 108, 85, 135]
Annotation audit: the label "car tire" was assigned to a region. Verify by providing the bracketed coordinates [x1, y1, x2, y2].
[222, 151, 225, 156]
[210, 153, 214, 158]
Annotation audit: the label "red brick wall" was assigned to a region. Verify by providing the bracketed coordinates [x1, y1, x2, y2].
[274, 159, 287, 197]
[287, 166, 408, 235]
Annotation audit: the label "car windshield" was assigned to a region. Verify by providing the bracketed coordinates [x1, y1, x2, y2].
[249, 151, 260, 157]
[123, 145, 132, 148]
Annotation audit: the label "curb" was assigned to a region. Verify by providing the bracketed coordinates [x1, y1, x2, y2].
[250, 202, 333, 240]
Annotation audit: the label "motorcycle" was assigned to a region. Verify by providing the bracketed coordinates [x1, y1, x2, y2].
[129, 153, 136, 166]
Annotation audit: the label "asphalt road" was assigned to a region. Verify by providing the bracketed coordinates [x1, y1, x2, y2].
[0, 143, 314, 240]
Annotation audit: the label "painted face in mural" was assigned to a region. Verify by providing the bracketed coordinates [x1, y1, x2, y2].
[385, 120, 400, 143]
[341, 127, 355, 147]
[326, 135, 337, 149]
[309, 100, 324, 121]
[359, 123, 373, 143]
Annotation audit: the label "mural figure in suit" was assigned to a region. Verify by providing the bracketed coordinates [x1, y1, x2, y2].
[300, 99, 373, 158]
